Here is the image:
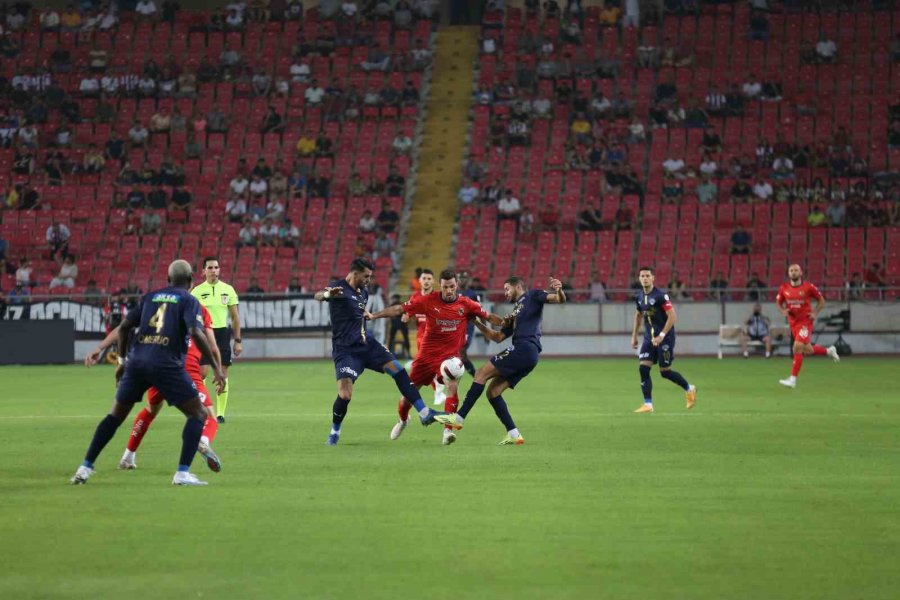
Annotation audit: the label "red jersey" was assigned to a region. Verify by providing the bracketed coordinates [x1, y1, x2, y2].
[776, 280, 823, 322]
[185, 305, 213, 374]
[409, 290, 432, 345]
[403, 292, 489, 358]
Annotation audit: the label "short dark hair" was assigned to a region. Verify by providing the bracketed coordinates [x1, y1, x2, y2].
[504, 276, 524, 287]
[421, 268, 434, 276]
[439, 269, 456, 281]
[350, 258, 374, 273]
[638, 266, 654, 274]
[202, 256, 219, 268]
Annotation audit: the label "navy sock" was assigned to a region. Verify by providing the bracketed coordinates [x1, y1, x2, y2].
[391, 369, 426, 412]
[458, 382, 485, 419]
[462, 358, 476, 376]
[332, 396, 350, 431]
[661, 369, 690, 391]
[179, 417, 204, 470]
[487, 394, 517, 431]
[639, 364, 653, 402]
[83, 413, 124, 467]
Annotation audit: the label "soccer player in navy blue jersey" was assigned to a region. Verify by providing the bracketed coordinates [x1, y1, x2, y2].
[434, 276, 566, 445]
[71, 260, 227, 486]
[631, 266, 697, 413]
[315, 258, 443, 445]
[457, 270, 481, 376]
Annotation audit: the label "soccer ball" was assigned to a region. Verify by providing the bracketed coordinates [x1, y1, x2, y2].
[439, 357, 466, 381]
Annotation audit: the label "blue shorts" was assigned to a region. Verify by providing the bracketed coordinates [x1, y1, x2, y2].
[333, 338, 396, 382]
[463, 323, 475, 349]
[490, 342, 539, 389]
[116, 359, 198, 406]
[638, 335, 676, 368]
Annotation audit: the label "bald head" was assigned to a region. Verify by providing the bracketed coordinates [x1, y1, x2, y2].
[788, 264, 803, 283]
[168, 259, 193, 287]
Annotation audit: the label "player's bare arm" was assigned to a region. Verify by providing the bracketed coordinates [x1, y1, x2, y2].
[229, 304, 242, 357]
[654, 307, 677, 346]
[85, 325, 121, 367]
[365, 304, 405, 320]
[191, 326, 227, 392]
[114, 314, 138, 383]
[775, 294, 789, 318]
[483, 312, 504, 326]
[473, 317, 508, 344]
[813, 295, 826, 318]
[545, 278, 566, 304]
[314, 286, 344, 301]
[631, 310, 641, 349]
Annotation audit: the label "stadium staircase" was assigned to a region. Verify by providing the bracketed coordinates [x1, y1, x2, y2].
[398, 26, 479, 284]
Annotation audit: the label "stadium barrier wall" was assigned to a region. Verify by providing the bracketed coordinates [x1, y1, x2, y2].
[1, 320, 75, 365]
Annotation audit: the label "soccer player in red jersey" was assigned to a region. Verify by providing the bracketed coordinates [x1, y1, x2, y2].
[366, 269, 502, 444]
[775, 264, 840, 388]
[85, 305, 223, 471]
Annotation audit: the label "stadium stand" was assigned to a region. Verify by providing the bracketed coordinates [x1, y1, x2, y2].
[455, 1, 900, 300]
[0, 2, 434, 298]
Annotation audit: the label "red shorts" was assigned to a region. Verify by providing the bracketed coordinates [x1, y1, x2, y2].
[789, 318, 814, 344]
[408, 358, 447, 388]
[147, 369, 211, 407]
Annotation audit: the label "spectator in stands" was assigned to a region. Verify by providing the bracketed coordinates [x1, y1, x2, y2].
[248, 174, 268, 200]
[772, 154, 795, 180]
[696, 177, 718, 205]
[207, 105, 228, 133]
[184, 132, 202, 159]
[373, 231, 398, 264]
[577, 203, 604, 232]
[614, 205, 633, 231]
[708, 272, 729, 301]
[47, 222, 71, 260]
[226, 196, 247, 222]
[314, 132, 333, 158]
[127, 120, 149, 149]
[728, 179, 751, 203]
[80, 143, 105, 174]
[684, 99, 709, 129]
[79, 75, 101, 97]
[15, 259, 34, 287]
[698, 154, 717, 179]
[385, 167, 406, 197]
[276, 218, 298, 247]
[864, 263, 887, 289]
[724, 83, 746, 116]
[261, 106, 285, 133]
[170, 186, 193, 211]
[846, 272, 863, 300]
[361, 43, 390, 72]
[141, 210, 162, 235]
[661, 178, 683, 203]
[258, 218, 279, 247]
[304, 79, 326, 106]
[149, 109, 171, 134]
[655, 73, 678, 106]
[40, 8, 61, 30]
[237, 218, 258, 248]
[742, 74, 762, 100]
[667, 272, 690, 301]
[309, 172, 331, 199]
[392, 132, 413, 155]
[816, 36, 837, 64]
[497, 190, 522, 222]
[532, 94, 553, 119]
[377, 201, 399, 233]
[246, 277, 265, 296]
[706, 86, 727, 115]
[730, 227, 751, 255]
[628, 117, 646, 143]
[146, 186, 167, 209]
[662, 155, 686, 178]
[745, 273, 766, 301]
[358, 210, 376, 233]
[228, 173, 249, 200]
[807, 205, 827, 228]
[458, 180, 479, 205]
[136, 0, 159, 20]
[753, 178, 773, 202]
[126, 187, 146, 208]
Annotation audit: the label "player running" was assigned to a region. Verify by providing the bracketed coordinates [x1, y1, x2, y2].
[433, 276, 566, 445]
[631, 266, 697, 413]
[314, 258, 445, 445]
[365, 269, 503, 445]
[192, 257, 241, 423]
[71, 260, 226, 486]
[775, 264, 840, 388]
[84, 305, 223, 472]
[405, 268, 447, 405]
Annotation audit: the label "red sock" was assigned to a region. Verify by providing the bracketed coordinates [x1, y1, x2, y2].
[443, 395, 459, 431]
[202, 415, 219, 443]
[791, 353, 804, 377]
[398, 398, 411, 421]
[812, 345, 827, 356]
[127, 408, 156, 452]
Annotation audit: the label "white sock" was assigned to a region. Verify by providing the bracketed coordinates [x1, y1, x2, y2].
[508, 428, 520, 439]
[200, 435, 209, 446]
[743, 351, 749, 357]
[122, 449, 135, 462]
[330, 427, 340, 436]
[418, 407, 431, 418]
[765, 351, 771, 357]
[788, 375, 796, 383]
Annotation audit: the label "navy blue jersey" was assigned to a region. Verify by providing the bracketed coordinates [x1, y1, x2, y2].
[460, 288, 483, 303]
[125, 286, 203, 367]
[502, 289, 549, 351]
[634, 287, 674, 340]
[327, 278, 370, 353]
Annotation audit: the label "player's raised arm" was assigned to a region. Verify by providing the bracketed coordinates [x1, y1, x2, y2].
[365, 304, 405, 320]
[472, 316, 508, 343]
[545, 277, 566, 303]
[314, 286, 344, 302]
[84, 324, 121, 367]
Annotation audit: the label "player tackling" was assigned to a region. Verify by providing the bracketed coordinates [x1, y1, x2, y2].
[631, 266, 697, 413]
[364, 269, 503, 445]
[434, 276, 566, 445]
[775, 264, 840, 388]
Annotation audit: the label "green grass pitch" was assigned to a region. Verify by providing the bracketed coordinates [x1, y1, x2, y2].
[1, 357, 898, 600]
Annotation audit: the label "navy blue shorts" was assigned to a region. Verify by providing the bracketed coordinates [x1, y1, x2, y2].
[463, 324, 475, 350]
[490, 343, 539, 389]
[333, 338, 396, 382]
[638, 335, 676, 368]
[116, 360, 198, 406]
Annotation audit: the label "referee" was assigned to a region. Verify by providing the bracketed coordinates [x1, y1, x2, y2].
[192, 256, 242, 423]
